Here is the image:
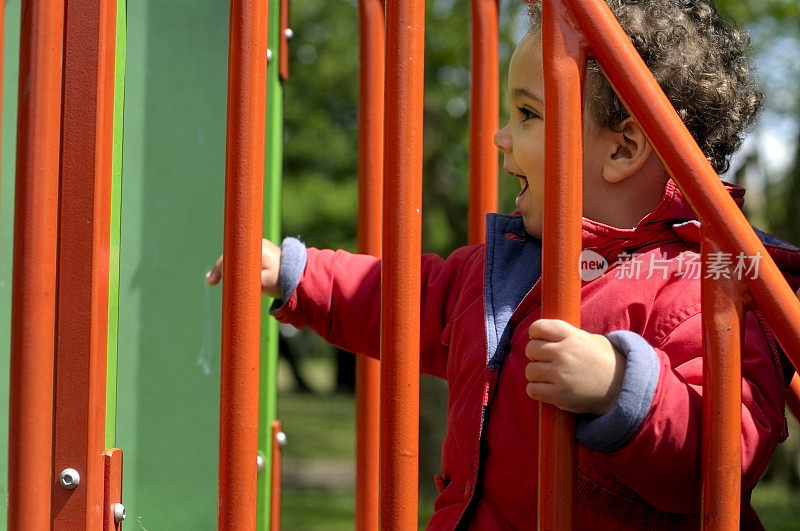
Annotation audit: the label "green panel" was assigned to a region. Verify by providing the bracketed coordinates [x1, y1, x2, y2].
[257, 0, 284, 527]
[106, 0, 127, 449]
[116, 1, 229, 528]
[0, 1, 21, 526]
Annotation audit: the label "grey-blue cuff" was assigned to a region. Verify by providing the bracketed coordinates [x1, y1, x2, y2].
[576, 330, 660, 453]
[272, 237, 307, 307]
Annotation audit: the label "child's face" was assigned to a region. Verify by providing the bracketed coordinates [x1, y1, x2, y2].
[494, 32, 610, 237]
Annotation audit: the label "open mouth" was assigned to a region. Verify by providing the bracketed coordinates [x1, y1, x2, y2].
[507, 170, 529, 205]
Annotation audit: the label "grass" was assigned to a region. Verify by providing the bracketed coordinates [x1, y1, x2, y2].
[277, 389, 436, 529]
[281, 490, 434, 530]
[280, 490, 355, 531]
[278, 392, 356, 460]
[752, 481, 800, 530]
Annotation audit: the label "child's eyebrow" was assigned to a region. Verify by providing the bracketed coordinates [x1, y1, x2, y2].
[513, 88, 543, 104]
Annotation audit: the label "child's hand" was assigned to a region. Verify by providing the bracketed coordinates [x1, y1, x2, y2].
[205, 238, 282, 299]
[524, 319, 626, 416]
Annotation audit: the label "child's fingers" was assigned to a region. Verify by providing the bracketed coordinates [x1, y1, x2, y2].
[261, 269, 279, 297]
[524, 338, 556, 361]
[524, 360, 553, 383]
[528, 318, 575, 341]
[525, 381, 556, 403]
[205, 254, 224, 285]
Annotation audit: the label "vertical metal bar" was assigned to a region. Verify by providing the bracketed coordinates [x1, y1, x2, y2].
[381, 0, 425, 528]
[539, 1, 582, 528]
[356, 0, 384, 529]
[7, 2, 65, 528]
[52, 0, 118, 527]
[105, 0, 128, 449]
[468, 0, 499, 245]
[701, 236, 744, 530]
[563, 0, 800, 364]
[218, 0, 268, 528]
[257, 0, 284, 526]
[278, 0, 289, 81]
[102, 448, 123, 531]
[269, 421, 283, 531]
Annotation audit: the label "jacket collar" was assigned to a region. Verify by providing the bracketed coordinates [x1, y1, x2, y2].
[577, 178, 800, 289]
[578, 178, 748, 263]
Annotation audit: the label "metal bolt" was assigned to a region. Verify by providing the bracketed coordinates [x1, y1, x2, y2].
[277, 431, 287, 448]
[59, 468, 80, 490]
[266, 49, 273, 64]
[113, 503, 126, 523]
[284, 28, 294, 41]
[257, 454, 265, 473]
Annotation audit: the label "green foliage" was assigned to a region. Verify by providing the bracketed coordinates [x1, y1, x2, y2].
[716, 0, 800, 244]
[282, 0, 525, 256]
[279, 392, 355, 460]
[717, 0, 800, 28]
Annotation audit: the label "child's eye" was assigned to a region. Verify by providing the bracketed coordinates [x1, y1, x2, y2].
[518, 106, 540, 122]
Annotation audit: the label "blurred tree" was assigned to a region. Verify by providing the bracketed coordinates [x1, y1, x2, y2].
[282, 0, 526, 253]
[717, 0, 800, 243]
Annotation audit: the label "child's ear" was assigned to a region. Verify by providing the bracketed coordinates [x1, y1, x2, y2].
[603, 118, 652, 184]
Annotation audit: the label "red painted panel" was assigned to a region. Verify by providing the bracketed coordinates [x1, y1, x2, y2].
[52, 1, 118, 528]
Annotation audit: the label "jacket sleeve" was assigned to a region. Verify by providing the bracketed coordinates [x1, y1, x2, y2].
[586, 310, 786, 514]
[271, 242, 481, 378]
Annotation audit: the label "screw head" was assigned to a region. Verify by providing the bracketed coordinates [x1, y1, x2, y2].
[284, 28, 294, 40]
[59, 468, 80, 490]
[266, 49, 273, 63]
[256, 454, 265, 473]
[113, 503, 126, 523]
[277, 431, 287, 448]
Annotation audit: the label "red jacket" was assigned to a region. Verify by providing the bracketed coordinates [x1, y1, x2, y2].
[273, 180, 799, 529]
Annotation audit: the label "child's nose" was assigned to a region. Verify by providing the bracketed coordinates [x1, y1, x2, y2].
[494, 126, 511, 153]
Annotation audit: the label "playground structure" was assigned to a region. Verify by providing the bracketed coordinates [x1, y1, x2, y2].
[2, 0, 800, 530]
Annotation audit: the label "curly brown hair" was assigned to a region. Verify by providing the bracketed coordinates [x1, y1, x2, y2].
[527, 0, 763, 174]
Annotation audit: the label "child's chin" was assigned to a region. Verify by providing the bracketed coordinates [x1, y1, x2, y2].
[522, 218, 542, 239]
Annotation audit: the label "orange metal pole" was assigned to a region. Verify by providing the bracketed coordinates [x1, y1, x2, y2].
[468, 0, 499, 245]
[278, 0, 290, 81]
[700, 237, 745, 530]
[356, 0, 384, 529]
[51, 0, 118, 528]
[538, 1, 582, 528]
[270, 421, 283, 531]
[787, 373, 800, 424]
[218, 1, 268, 529]
[7, 2, 65, 528]
[103, 448, 124, 531]
[381, 1, 425, 528]
[563, 0, 800, 368]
